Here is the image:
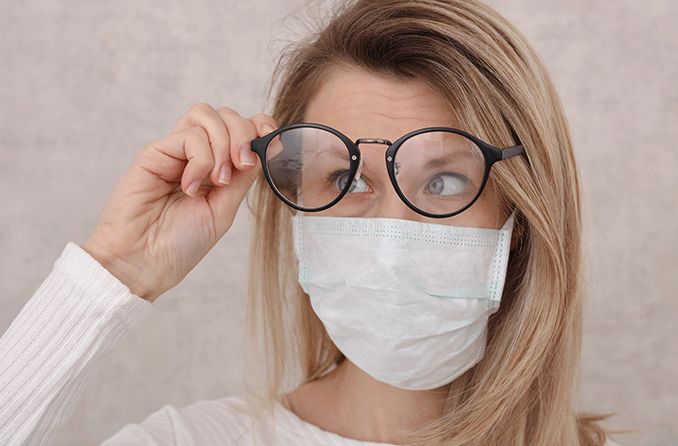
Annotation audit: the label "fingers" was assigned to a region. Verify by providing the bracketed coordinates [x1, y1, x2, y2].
[146, 127, 215, 196]
[215, 107, 264, 171]
[140, 103, 281, 206]
[203, 113, 280, 234]
[247, 112, 279, 138]
[247, 113, 283, 159]
[172, 103, 235, 187]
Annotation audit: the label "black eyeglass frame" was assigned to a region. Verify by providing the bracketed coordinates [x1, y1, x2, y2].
[250, 122, 527, 219]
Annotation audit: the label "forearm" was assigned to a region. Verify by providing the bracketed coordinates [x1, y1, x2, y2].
[0, 242, 153, 445]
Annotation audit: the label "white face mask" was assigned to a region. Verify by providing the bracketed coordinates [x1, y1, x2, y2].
[291, 210, 516, 391]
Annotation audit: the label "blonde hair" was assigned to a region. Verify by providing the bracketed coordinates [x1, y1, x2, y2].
[243, 0, 618, 444]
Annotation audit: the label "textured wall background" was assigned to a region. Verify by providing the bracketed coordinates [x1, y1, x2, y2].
[0, 1, 676, 445]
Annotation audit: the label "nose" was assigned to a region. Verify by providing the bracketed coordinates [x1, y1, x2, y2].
[368, 188, 423, 221]
[354, 138, 425, 222]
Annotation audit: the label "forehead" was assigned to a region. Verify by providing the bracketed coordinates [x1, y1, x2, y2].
[304, 64, 459, 141]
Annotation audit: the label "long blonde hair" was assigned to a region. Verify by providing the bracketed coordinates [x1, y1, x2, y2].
[243, 0, 616, 444]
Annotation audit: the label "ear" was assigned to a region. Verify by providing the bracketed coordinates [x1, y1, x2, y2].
[509, 216, 524, 252]
[510, 231, 518, 251]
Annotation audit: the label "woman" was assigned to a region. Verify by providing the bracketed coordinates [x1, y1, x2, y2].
[0, 0, 623, 445]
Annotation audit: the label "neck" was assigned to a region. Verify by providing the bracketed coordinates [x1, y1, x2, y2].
[284, 358, 452, 444]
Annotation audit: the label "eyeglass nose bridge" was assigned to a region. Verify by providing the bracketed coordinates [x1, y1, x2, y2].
[352, 138, 393, 181]
[354, 138, 393, 146]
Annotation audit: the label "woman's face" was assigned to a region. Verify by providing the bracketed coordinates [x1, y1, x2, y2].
[300, 63, 509, 230]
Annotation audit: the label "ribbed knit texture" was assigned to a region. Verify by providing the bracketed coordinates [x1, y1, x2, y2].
[0, 242, 623, 446]
[0, 241, 153, 445]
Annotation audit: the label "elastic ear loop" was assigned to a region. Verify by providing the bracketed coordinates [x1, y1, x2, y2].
[294, 216, 308, 283]
[486, 215, 513, 310]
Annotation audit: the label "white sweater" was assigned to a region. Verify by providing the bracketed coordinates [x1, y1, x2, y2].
[0, 242, 622, 446]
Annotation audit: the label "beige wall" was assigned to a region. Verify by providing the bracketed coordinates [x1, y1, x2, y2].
[0, 1, 675, 444]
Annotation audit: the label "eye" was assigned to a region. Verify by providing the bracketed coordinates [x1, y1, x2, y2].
[424, 173, 468, 196]
[327, 170, 370, 193]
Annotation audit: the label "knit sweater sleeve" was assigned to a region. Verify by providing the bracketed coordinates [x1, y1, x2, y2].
[0, 241, 154, 446]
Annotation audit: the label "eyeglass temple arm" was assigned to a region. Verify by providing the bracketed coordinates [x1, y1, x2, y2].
[500, 144, 526, 160]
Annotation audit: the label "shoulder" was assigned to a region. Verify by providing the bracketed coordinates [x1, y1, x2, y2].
[102, 395, 262, 445]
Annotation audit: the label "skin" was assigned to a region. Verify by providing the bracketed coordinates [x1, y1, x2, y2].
[280, 63, 514, 443]
[81, 63, 516, 442]
[81, 105, 271, 302]
[297, 63, 510, 227]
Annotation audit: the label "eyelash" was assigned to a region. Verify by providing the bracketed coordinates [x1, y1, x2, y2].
[326, 170, 367, 192]
[326, 169, 472, 195]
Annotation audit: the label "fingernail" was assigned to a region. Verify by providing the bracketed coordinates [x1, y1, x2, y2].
[262, 124, 274, 135]
[240, 143, 256, 166]
[218, 163, 231, 184]
[187, 179, 201, 196]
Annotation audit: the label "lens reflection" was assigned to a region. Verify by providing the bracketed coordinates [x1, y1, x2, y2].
[265, 126, 352, 209]
[393, 131, 486, 215]
[264, 127, 488, 216]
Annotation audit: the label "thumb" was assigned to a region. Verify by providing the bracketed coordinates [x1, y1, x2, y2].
[206, 160, 262, 235]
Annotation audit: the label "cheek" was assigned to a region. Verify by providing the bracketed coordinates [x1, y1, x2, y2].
[447, 180, 508, 229]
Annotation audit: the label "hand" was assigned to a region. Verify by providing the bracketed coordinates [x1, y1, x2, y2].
[81, 103, 278, 302]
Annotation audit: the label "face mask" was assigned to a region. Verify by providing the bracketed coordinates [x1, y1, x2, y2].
[291, 210, 516, 391]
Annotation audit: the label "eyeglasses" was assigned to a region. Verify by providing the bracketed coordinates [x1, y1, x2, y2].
[250, 122, 527, 219]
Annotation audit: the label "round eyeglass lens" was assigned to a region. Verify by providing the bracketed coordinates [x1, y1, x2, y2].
[393, 131, 487, 216]
[265, 126, 353, 210]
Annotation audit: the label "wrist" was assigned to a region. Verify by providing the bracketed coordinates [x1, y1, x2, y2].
[80, 239, 156, 302]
